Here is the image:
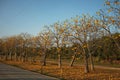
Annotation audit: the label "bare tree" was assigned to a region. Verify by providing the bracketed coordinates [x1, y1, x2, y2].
[18, 33, 32, 62]
[36, 28, 52, 66]
[96, 0, 120, 50]
[49, 21, 70, 68]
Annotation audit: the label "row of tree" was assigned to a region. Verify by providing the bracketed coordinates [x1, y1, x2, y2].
[0, 0, 120, 73]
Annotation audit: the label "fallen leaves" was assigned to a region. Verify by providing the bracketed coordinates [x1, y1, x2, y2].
[1, 60, 120, 80]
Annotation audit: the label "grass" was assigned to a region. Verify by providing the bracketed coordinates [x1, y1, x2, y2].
[0, 59, 120, 80]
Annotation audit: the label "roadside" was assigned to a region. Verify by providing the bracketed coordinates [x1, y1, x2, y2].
[0, 62, 59, 80]
[0, 60, 120, 80]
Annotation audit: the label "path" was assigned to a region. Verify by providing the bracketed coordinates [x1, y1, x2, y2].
[0, 62, 59, 80]
[95, 65, 120, 70]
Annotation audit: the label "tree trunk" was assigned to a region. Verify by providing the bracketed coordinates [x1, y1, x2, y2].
[5, 53, 8, 61]
[22, 52, 25, 62]
[42, 53, 47, 66]
[58, 54, 62, 68]
[30, 56, 32, 64]
[19, 53, 22, 61]
[70, 53, 76, 67]
[14, 52, 18, 61]
[84, 54, 89, 73]
[90, 53, 94, 71]
[25, 53, 28, 62]
[87, 41, 95, 71]
[87, 45, 95, 71]
[9, 52, 12, 61]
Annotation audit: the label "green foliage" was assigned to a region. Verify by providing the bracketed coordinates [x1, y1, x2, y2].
[91, 33, 120, 62]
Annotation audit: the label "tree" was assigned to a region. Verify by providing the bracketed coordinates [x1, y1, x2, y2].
[70, 15, 90, 73]
[69, 14, 100, 73]
[18, 33, 32, 62]
[70, 44, 81, 67]
[96, 0, 120, 50]
[36, 28, 52, 66]
[50, 21, 70, 68]
[7, 36, 16, 61]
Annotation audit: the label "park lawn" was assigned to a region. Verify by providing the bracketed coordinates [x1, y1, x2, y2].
[0, 60, 120, 80]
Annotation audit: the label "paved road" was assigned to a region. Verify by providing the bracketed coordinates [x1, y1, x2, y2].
[0, 62, 59, 80]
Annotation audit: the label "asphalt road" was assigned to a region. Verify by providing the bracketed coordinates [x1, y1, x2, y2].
[0, 62, 59, 80]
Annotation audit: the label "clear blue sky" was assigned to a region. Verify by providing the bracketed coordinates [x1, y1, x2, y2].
[0, 0, 105, 38]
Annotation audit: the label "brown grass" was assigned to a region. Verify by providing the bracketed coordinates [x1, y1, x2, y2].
[0, 60, 120, 80]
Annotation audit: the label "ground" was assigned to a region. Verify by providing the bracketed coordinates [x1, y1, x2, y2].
[0, 60, 120, 80]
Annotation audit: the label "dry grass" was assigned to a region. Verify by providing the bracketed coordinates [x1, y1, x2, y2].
[0, 60, 120, 80]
